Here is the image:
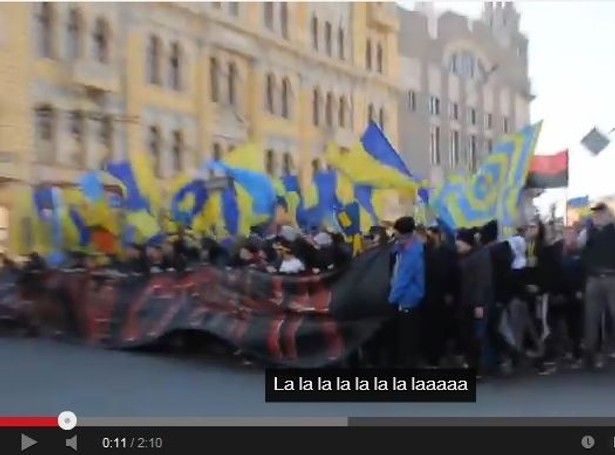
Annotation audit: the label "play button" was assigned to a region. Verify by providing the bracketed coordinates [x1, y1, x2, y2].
[21, 434, 37, 452]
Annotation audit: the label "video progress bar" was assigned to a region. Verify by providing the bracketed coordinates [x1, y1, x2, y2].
[78, 417, 349, 426]
[78, 417, 615, 427]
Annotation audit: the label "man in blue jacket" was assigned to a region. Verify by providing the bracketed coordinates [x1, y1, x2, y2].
[388, 216, 426, 367]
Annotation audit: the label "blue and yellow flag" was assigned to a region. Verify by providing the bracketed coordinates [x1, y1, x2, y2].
[432, 122, 543, 229]
[336, 202, 361, 237]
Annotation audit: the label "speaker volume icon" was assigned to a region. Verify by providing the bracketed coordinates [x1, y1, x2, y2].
[66, 435, 78, 452]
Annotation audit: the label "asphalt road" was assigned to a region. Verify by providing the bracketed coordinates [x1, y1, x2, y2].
[1, 338, 615, 417]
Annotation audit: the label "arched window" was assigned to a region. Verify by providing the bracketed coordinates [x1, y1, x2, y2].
[282, 152, 294, 175]
[212, 142, 223, 160]
[367, 103, 375, 124]
[338, 96, 347, 128]
[264, 3, 274, 30]
[281, 78, 290, 119]
[280, 2, 289, 39]
[324, 21, 332, 56]
[93, 17, 110, 64]
[169, 42, 182, 90]
[66, 8, 82, 60]
[311, 15, 318, 50]
[376, 43, 383, 73]
[228, 63, 237, 106]
[36, 3, 54, 58]
[265, 73, 275, 114]
[210, 57, 219, 102]
[312, 89, 320, 126]
[365, 39, 372, 70]
[171, 130, 183, 173]
[34, 105, 56, 163]
[379, 107, 385, 131]
[325, 92, 334, 127]
[148, 126, 162, 176]
[337, 27, 345, 60]
[265, 149, 275, 176]
[147, 35, 162, 85]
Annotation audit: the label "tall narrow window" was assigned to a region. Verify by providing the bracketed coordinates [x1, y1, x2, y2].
[213, 142, 223, 160]
[325, 92, 334, 127]
[171, 130, 183, 173]
[324, 22, 332, 56]
[34, 105, 55, 163]
[450, 130, 460, 166]
[212, 2, 222, 9]
[486, 138, 494, 154]
[93, 17, 110, 64]
[312, 89, 320, 126]
[264, 3, 274, 30]
[503, 116, 510, 133]
[281, 78, 290, 119]
[378, 107, 385, 131]
[265, 149, 275, 176]
[311, 15, 318, 50]
[311, 158, 321, 174]
[169, 42, 182, 91]
[69, 111, 86, 166]
[100, 116, 114, 164]
[265, 73, 275, 114]
[376, 43, 383, 73]
[367, 103, 375, 124]
[210, 57, 219, 102]
[468, 135, 478, 171]
[282, 152, 293, 175]
[280, 3, 289, 39]
[430, 125, 441, 165]
[408, 90, 417, 112]
[338, 96, 347, 128]
[37, 3, 54, 58]
[229, 2, 239, 16]
[148, 126, 162, 176]
[147, 35, 162, 85]
[337, 27, 345, 60]
[228, 63, 237, 106]
[365, 39, 372, 70]
[66, 8, 82, 61]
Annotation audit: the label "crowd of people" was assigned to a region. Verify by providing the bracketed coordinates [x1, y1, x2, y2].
[363, 201, 615, 380]
[3, 201, 615, 380]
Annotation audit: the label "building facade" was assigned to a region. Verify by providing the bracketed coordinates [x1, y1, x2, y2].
[397, 1, 532, 186]
[0, 2, 400, 254]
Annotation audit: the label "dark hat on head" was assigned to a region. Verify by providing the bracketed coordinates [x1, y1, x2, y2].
[456, 228, 476, 247]
[274, 237, 293, 252]
[479, 220, 498, 244]
[591, 202, 608, 212]
[393, 216, 416, 235]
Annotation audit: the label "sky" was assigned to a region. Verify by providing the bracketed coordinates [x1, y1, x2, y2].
[400, 1, 615, 214]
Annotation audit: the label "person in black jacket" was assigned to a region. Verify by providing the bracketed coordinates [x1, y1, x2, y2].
[456, 228, 493, 377]
[547, 226, 585, 366]
[479, 220, 514, 374]
[421, 226, 458, 367]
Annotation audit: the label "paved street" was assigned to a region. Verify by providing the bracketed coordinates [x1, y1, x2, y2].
[1, 338, 614, 417]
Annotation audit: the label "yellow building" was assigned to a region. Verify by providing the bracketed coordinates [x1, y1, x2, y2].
[0, 2, 400, 254]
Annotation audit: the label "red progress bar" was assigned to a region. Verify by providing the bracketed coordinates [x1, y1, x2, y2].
[0, 416, 56, 427]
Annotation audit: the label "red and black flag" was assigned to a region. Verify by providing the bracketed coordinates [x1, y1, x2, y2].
[526, 150, 569, 189]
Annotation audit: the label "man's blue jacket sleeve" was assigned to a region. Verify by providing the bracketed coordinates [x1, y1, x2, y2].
[388, 243, 425, 309]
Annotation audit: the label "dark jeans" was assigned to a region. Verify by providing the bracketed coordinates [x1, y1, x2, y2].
[374, 305, 421, 368]
[458, 306, 482, 372]
[421, 297, 451, 367]
[584, 275, 615, 362]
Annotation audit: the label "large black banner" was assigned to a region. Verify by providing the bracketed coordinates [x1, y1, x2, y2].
[5, 246, 392, 367]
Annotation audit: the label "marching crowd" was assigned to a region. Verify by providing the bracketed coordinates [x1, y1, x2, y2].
[4, 200, 615, 380]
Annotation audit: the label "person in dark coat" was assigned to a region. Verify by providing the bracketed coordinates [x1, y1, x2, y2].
[421, 225, 458, 367]
[456, 228, 494, 377]
[546, 226, 585, 365]
[479, 220, 514, 373]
